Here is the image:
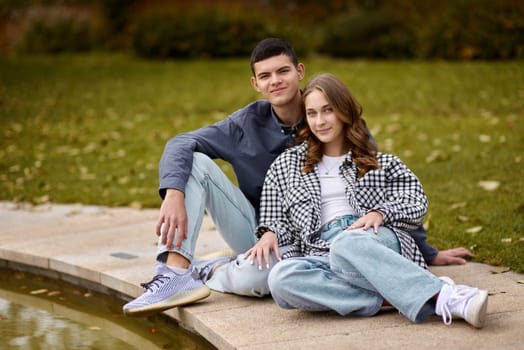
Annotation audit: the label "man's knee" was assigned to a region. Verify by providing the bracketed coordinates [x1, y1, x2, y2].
[192, 152, 215, 171]
[210, 255, 271, 297]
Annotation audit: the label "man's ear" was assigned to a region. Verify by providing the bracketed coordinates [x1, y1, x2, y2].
[250, 76, 260, 92]
[297, 63, 305, 81]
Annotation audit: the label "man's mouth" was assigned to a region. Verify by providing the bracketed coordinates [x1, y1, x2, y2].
[271, 87, 286, 94]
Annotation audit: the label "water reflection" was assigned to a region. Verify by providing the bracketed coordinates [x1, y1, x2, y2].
[0, 266, 215, 349]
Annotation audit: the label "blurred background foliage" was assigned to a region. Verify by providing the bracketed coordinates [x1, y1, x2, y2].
[1, 0, 523, 60]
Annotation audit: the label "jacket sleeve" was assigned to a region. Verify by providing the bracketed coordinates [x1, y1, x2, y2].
[371, 155, 428, 231]
[255, 160, 295, 247]
[158, 117, 241, 199]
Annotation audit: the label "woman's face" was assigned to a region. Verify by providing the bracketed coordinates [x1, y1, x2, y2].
[305, 90, 346, 156]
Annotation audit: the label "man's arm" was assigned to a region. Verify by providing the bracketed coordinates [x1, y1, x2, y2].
[158, 117, 239, 198]
[156, 115, 243, 254]
[410, 225, 474, 265]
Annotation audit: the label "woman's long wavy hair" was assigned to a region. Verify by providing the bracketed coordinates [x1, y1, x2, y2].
[297, 73, 379, 178]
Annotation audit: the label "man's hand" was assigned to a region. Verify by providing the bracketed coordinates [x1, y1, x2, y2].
[244, 231, 281, 270]
[430, 247, 475, 266]
[155, 189, 187, 250]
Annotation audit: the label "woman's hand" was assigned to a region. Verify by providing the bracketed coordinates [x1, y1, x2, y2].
[244, 231, 281, 270]
[346, 210, 384, 234]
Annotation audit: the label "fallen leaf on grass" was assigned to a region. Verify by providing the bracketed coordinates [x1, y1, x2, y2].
[457, 215, 469, 222]
[423, 214, 432, 231]
[488, 290, 506, 296]
[117, 176, 130, 184]
[451, 144, 462, 152]
[478, 180, 500, 191]
[501, 238, 512, 243]
[30, 289, 48, 295]
[490, 266, 510, 274]
[425, 150, 449, 163]
[465, 226, 483, 233]
[449, 202, 467, 210]
[479, 134, 491, 143]
[9, 164, 21, 172]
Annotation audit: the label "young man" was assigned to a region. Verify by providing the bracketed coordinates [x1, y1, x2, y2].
[123, 38, 473, 316]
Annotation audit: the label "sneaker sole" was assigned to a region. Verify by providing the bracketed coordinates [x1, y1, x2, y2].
[124, 285, 211, 317]
[466, 289, 488, 328]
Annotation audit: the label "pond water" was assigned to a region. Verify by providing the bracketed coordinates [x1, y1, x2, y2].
[0, 266, 215, 350]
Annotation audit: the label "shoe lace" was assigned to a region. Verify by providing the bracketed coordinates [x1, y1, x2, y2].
[140, 274, 170, 292]
[440, 286, 478, 325]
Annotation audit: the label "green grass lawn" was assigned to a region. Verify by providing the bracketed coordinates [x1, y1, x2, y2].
[0, 54, 523, 272]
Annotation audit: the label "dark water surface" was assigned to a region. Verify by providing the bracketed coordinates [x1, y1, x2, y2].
[0, 266, 215, 349]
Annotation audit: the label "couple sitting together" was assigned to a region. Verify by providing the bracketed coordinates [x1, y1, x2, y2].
[123, 38, 488, 329]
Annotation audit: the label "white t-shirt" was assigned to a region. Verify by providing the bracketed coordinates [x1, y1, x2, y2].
[317, 154, 357, 226]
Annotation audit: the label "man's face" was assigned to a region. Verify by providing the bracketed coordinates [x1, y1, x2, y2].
[250, 54, 305, 108]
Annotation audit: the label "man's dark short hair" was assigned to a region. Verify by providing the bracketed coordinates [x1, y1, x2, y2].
[250, 38, 299, 76]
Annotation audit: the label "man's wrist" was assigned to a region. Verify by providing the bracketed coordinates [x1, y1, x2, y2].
[165, 188, 184, 198]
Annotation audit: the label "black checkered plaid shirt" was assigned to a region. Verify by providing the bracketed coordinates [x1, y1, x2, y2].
[256, 141, 428, 269]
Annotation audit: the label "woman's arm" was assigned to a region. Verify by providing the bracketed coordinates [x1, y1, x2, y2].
[369, 154, 428, 230]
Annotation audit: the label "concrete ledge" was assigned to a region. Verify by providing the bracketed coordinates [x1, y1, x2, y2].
[1, 201, 523, 350]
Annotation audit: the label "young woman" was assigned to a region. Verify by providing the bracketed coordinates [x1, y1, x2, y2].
[246, 73, 488, 328]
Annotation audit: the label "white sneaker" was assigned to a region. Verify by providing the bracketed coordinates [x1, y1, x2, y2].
[436, 283, 488, 328]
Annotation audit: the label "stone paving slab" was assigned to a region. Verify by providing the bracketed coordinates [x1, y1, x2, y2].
[1, 201, 523, 350]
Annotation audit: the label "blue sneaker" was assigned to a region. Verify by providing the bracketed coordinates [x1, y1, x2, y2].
[123, 264, 210, 317]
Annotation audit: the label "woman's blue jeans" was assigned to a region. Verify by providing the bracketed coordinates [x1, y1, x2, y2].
[156, 153, 274, 296]
[268, 221, 444, 322]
